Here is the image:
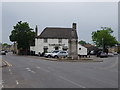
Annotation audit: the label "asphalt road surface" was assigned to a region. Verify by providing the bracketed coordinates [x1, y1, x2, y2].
[2, 53, 118, 88]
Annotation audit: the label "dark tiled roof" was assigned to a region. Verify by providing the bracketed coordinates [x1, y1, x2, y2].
[37, 27, 78, 39]
[83, 44, 98, 51]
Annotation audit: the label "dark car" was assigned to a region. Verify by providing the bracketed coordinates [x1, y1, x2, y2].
[100, 52, 108, 58]
[97, 51, 108, 58]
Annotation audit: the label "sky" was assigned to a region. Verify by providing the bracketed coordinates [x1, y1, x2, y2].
[1, 2, 118, 44]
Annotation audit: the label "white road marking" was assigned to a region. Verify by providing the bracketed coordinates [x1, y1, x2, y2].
[26, 68, 30, 70]
[26, 68, 36, 73]
[8, 68, 13, 75]
[8, 69, 11, 72]
[16, 80, 19, 85]
[1, 80, 4, 88]
[58, 76, 86, 88]
[36, 67, 40, 69]
[26, 68, 31, 71]
[2, 84, 4, 88]
[31, 71, 36, 73]
[36, 66, 50, 72]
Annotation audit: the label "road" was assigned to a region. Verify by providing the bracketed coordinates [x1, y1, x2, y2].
[2, 53, 118, 88]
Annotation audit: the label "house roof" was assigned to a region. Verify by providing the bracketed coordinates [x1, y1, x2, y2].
[37, 27, 78, 39]
[83, 44, 98, 51]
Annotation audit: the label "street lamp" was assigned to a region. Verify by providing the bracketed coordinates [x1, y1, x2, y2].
[102, 38, 104, 52]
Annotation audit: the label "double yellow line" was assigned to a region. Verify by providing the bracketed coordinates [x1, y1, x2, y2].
[1, 59, 12, 67]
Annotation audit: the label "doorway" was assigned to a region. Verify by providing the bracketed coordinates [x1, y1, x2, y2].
[54, 46, 59, 50]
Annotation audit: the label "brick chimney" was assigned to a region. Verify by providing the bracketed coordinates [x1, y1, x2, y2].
[72, 23, 76, 30]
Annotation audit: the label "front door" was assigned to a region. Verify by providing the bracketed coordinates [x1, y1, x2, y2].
[55, 46, 59, 50]
[43, 46, 48, 53]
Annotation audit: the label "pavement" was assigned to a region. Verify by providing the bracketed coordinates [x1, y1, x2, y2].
[26, 55, 103, 62]
[2, 52, 118, 88]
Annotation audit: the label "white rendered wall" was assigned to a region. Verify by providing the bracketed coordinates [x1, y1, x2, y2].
[78, 44, 87, 55]
[30, 39, 87, 55]
[30, 46, 35, 51]
[34, 38, 69, 54]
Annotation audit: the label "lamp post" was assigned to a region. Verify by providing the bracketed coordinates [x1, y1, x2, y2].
[102, 38, 104, 52]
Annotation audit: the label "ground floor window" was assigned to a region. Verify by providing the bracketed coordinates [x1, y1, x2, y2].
[63, 48, 68, 51]
[62, 46, 68, 51]
[43, 46, 48, 53]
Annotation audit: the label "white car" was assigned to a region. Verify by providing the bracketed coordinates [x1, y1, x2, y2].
[0, 50, 6, 55]
[113, 52, 118, 55]
[108, 53, 114, 57]
[44, 50, 60, 58]
[51, 51, 68, 58]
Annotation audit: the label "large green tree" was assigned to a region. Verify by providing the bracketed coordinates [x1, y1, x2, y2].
[9, 21, 35, 55]
[92, 27, 119, 52]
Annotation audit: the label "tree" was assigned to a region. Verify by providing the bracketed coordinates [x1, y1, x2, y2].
[92, 27, 119, 52]
[2, 43, 9, 47]
[2, 43, 9, 49]
[9, 21, 36, 55]
[79, 40, 87, 45]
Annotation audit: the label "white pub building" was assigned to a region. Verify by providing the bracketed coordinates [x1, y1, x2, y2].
[30, 23, 87, 59]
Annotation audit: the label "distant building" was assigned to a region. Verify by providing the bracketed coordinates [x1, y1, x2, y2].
[0, 43, 13, 52]
[108, 45, 120, 53]
[83, 44, 98, 54]
[30, 23, 87, 59]
[11, 42, 19, 54]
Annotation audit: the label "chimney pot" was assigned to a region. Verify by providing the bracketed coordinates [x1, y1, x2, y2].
[72, 23, 77, 30]
[35, 25, 38, 36]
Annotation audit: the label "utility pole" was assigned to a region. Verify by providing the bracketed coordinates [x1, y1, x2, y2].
[102, 38, 104, 52]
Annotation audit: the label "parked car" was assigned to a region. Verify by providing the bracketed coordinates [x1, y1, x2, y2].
[100, 52, 108, 58]
[0, 50, 6, 55]
[44, 50, 60, 58]
[44, 50, 68, 58]
[113, 52, 118, 55]
[108, 53, 114, 57]
[96, 51, 102, 57]
[50, 51, 68, 58]
[5, 50, 8, 53]
[90, 50, 96, 55]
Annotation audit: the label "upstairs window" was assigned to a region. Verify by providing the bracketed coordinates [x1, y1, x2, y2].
[58, 39, 62, 43]
[44, 39, 48, 43]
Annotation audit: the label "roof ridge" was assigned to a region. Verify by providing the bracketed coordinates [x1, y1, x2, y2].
[37, 27, 78, 39]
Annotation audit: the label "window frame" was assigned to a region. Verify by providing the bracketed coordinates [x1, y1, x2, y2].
[44, 38, 48, 43]
[58, 39, 62, 43]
